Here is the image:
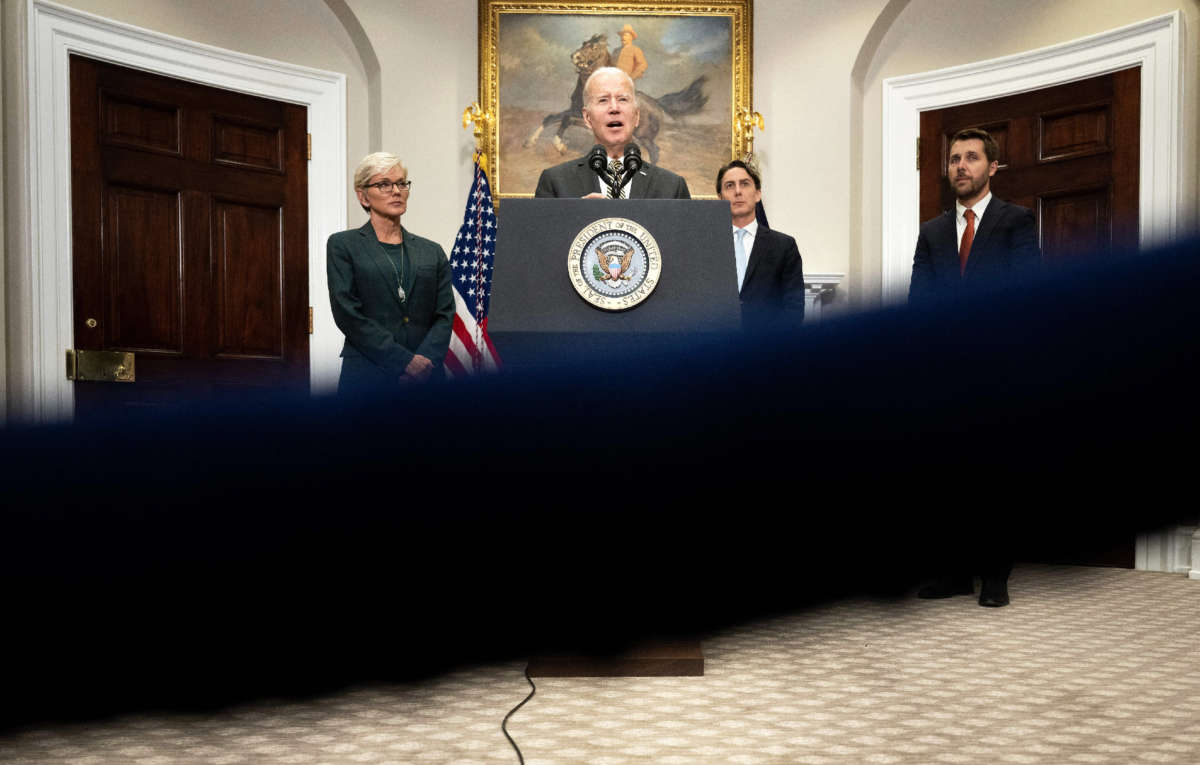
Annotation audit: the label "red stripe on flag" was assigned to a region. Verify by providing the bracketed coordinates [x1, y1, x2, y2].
[452, 317, 480, 363]
[443, 346, 469, 378]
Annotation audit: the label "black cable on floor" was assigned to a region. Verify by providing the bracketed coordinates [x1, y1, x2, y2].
[502, 663, 536, 765]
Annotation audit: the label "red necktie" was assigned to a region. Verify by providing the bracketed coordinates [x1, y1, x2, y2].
[959, 208, 975, 275]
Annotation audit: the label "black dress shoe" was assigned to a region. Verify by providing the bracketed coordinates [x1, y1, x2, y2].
[917, 576, 974, 599]
[978, 576, 1010, 607]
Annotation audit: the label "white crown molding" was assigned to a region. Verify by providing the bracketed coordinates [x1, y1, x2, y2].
[881, 13, 1181, 304]
[17, 0, 347, 422]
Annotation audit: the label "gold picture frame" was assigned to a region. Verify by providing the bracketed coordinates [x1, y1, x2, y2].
[478, 0, 753, 199]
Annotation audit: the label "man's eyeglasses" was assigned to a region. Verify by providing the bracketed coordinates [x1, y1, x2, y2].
[367, 180, 412, 192]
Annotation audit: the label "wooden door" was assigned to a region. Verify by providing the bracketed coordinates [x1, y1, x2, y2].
[920, 68, 1140, 263]
[70, 55, 309, 420]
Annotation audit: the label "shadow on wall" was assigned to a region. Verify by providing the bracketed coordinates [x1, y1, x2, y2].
[2, 236, 1198, 728]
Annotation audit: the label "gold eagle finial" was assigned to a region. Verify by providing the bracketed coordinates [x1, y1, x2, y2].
[462, 102, 493, 172]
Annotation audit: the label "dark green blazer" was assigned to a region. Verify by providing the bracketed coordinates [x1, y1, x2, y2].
[327, 222, 454, 388]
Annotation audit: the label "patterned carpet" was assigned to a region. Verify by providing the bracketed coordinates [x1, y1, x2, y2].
[3, 564, 1198, 764]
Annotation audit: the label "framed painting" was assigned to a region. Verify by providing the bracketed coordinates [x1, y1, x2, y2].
[478, 0, 753, 199]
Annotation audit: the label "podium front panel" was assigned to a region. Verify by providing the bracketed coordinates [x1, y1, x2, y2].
[490, 199, 739, 336]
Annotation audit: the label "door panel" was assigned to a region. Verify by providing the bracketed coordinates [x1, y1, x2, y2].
[1039, 189, 1111, 260]
[70, 55, 308, 418]
[213, 117, 283, 171]
[104, 186, 184, 352]
[214, 201, 284, 359]
[101, 93, 181, 154]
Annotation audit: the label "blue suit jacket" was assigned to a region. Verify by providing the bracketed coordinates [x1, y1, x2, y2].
[909, 197, 1041, 303]
[326, 222, 454, 387]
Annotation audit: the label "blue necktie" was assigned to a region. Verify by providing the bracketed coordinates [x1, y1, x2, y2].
[734, 228, 749, 291]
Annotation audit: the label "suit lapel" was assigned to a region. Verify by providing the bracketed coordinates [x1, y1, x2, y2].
[742, 226, 767, 293]
[970, 198, 1004, 254]
[936, 211, 959, 278]
[572, 159, 599, 197]
[630, 168, 651, 199]
[962, 198, 1006, 278]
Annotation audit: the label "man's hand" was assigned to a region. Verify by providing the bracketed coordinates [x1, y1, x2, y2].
[404, 354, 434, 382]
[582, 192, 606, 199]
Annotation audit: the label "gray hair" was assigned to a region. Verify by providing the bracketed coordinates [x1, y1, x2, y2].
[353, 152, 406, 190]
[583, 66, 636, 103]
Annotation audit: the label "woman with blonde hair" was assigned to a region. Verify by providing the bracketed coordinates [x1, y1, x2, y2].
[327, 152, 454, 392]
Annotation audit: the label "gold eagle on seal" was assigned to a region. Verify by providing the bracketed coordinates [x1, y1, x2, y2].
[598, 247, 634, 281]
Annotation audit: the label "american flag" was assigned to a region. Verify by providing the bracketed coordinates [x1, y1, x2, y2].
[444, 161, 502, 377]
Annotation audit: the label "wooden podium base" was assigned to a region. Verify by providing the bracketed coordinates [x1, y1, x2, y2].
[526, 640, 703, 677]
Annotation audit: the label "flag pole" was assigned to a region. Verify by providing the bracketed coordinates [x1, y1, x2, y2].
[444, 103, 501, 377]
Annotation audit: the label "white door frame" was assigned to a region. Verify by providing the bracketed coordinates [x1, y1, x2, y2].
[16, 0, 347, 422]
[880, 12, 1181, 303]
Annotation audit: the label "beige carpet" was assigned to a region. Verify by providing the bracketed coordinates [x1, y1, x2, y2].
[3, 564, 1198, 764]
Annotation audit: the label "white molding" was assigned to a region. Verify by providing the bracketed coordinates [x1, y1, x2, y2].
[19, 0, 346, 422]
[881, 13, 1181, 304]
[1135, 525, 1198, 576]
[803, 272, 844, 322]
[1190, 528, 1200, 580]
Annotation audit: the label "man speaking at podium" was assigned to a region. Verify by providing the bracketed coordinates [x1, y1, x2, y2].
[534, 67, 690, 200]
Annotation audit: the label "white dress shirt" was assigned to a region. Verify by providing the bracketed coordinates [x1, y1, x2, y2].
[956, 191, 992, 250]
[732, 219, 758, 291]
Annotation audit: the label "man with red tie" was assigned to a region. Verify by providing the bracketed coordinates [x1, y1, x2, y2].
[909, 128, 1040, 304]
[908, 127, 1041, 607]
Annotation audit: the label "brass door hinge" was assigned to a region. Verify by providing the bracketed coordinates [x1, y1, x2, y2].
[916, 136, 921, 171]
[308, 306, 314, 335]
[307, 133, 312, 160]
[66, 349, 135, 382]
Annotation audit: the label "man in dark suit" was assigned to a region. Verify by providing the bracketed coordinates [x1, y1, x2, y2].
[716, 160, 805, 331]
[534, 66, 690, 199]
[909, 128, 1040, 303]
[909, 128, 1042, 607]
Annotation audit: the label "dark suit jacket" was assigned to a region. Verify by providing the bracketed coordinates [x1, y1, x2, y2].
[740, 225, 806, 332]
[909, 197, 1041, 303]
[326, 222, 454, 389]
[534, 154, 691, 199]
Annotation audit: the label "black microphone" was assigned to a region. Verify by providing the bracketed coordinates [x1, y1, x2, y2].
[618, 144, 643, 192]
[622, 143, 643, 177]
[587, 144, 608, 177]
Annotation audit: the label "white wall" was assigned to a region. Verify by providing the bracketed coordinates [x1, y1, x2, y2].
[756, 0, 894, 310]
[343, 0, 479, 246]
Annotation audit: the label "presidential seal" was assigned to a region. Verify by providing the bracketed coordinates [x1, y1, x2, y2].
[567, 217, 662, 311]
